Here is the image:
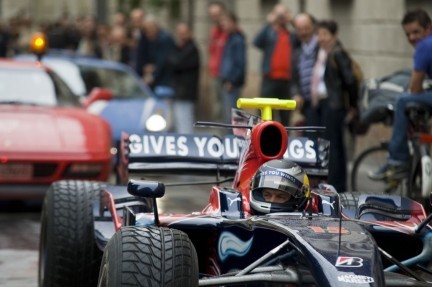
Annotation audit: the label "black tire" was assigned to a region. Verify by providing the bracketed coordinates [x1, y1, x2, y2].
[408, 161, 421, 199]
[39, 180, 104, 287]
[350, 143, 389, 193]
[98, 226, 199, 287]
[339, 192, 360, 210]
[408, 162, 432, 213]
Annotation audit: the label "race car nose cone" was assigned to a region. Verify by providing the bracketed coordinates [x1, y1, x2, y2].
[127, 179, 165, 198]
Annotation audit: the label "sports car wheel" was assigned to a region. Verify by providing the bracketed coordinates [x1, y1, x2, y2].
[98, 226, 199, 287]
[39, 180, 104, 287]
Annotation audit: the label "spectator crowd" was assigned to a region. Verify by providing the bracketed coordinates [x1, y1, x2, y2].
[0, 2, 397, 193]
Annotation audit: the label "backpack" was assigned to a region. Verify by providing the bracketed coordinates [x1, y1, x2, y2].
[351, 57, 364, 89]
[346, 53, 369, 135]
[330, 49, 368, 135]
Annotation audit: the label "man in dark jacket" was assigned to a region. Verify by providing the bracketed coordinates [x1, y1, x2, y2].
[140, 17, 175, 90]
[219, 11, 246, 124]
[169, 22, 200, 133]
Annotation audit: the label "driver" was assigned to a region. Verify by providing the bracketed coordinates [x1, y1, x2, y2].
[250, 159, 310, 214]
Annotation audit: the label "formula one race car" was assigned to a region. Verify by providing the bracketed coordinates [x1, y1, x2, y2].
[38, 99, 432, 287]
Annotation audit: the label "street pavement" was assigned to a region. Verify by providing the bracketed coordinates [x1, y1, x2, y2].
[0, 212, 40, 287]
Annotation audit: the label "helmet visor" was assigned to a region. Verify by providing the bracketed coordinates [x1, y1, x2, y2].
[252, 173, 304, 199]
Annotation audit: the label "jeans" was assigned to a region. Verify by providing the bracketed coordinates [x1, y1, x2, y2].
[221, 86, 241, 124]
[388, 91, 432, 163]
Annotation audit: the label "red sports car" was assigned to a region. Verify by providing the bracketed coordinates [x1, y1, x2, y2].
[0, 60, 112, 199]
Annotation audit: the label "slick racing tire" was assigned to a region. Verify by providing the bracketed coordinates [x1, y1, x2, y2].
[39, 180, 104, 287]
[98, 226, 199, 287]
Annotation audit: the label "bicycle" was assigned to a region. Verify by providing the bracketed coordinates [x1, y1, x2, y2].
[350, 102, 432, 204]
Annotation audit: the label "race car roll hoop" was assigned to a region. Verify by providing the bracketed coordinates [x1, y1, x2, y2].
[196, 97, 325, 131]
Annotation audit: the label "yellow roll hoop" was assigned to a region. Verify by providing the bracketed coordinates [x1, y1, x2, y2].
[236, 98, 297, 121]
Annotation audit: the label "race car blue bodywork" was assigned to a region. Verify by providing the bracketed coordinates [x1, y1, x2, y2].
[90, 127, 431, 286]
[39, 104, 432, 286]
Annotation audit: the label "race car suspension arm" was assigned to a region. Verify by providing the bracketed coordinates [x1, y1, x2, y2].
[415, 212, 432, 234]
[378, 246, 425, 282]
[199, 271, 301, 286]
[164, 177, 234, 187]
[236, 239, 290, 277]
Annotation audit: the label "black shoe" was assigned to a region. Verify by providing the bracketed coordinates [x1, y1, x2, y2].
[368, 163, 409, 181]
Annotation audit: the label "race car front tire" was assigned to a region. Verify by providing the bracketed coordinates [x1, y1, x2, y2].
[38, 180, 103, 287]
[98, 226, 199, 287]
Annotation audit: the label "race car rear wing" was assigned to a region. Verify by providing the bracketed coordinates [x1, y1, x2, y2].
[124, 133, 241, 176]
[118, 132, 329, 179]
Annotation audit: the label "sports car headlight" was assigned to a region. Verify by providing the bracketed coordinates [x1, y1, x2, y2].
[65, 163, 103, 177]
[146, 114, 167, 132]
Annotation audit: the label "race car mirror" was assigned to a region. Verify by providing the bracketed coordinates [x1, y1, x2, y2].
[127, 179, 165, 198]
[83, 87, 113, 109]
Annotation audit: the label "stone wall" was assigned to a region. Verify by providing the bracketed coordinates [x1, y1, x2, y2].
[3, 0, 430, 79]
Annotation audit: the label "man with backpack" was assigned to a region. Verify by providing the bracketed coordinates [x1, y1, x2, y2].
[369, 9, 432, 180]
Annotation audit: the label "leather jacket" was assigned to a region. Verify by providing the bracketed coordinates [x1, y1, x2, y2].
[324, 42, 358, 110]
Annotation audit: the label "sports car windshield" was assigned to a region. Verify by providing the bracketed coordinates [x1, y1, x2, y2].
[78, 65, 148, 99]
[0, 67, 80, 107]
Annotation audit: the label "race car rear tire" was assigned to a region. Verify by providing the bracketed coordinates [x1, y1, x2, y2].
[39, 180, 104, 287]
[339, 192, 360, 210]
[98, 226, 199, 287]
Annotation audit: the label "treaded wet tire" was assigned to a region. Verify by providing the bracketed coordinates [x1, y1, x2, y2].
[98, 226, 199, 287]
[39, 180, 104, 287]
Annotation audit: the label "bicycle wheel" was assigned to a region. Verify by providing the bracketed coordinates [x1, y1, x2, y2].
[350, 143, 392, 193]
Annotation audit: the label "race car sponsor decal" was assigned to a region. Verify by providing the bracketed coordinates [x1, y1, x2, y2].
[284, 137, 316, 162]
[337, 274, 374, 284]
[218, 231, 253, 262]
[308, 226, 350, 234]
[128, 133, 325, 164]
[322, 199, 335, 209]
[129, 134, 243, 160]
[335, 257, 363, 267]
[227, 197, 241, 206]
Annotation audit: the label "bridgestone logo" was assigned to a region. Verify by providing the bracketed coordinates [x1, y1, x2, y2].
[337, 275, 374, 284]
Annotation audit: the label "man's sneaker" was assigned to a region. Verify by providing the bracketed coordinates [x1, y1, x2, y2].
[368, 162, 409, 181]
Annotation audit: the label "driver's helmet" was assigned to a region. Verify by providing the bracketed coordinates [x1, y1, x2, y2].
[250, 159, 310, 214]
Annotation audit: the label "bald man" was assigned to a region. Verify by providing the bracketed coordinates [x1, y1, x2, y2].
[291, 13, 319, 123]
